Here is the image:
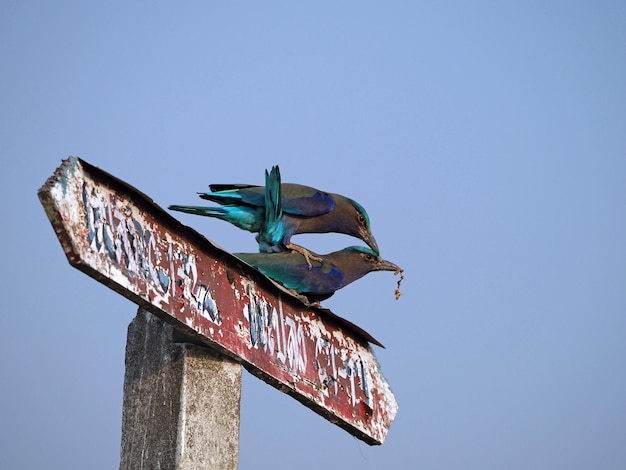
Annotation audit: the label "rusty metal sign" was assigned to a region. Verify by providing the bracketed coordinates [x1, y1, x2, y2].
[38, 157, 398, 445]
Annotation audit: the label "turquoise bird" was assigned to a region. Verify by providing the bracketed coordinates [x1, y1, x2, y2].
[168, 166, 380, 261]
[234, 246, 401, 303]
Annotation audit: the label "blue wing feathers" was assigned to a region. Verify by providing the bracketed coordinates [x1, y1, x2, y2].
[281, 192, 335, 216]
[250, 262, 345, 295]
[200, 184, 334, 217]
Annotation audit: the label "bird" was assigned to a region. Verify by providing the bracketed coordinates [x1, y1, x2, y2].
[168, 166, 380, 260]
[234, 246, 401, 303]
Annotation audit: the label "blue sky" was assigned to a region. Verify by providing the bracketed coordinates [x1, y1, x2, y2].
[2, 2, 625, 468]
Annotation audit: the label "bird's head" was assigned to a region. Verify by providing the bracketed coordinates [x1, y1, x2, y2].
[344, 198, 380, 255]
[332, 246, 401, 287]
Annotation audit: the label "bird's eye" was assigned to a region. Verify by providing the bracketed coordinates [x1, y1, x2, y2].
[358, 214, 366, 224]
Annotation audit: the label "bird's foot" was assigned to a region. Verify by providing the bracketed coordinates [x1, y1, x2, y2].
[286, 244, 323, 270]
[285, 288, 313, 307]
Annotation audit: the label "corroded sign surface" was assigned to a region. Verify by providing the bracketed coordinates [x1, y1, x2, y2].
[38, 157, 398, 445]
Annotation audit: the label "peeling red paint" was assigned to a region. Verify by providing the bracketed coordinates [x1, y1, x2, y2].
[38, 157, 398, 445]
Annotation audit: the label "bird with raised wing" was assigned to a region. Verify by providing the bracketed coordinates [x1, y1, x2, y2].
[234, 246, 401, 303]
[168, 166, 380, 258]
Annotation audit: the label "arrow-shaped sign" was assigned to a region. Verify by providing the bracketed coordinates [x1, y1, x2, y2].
[38, 157, 398, 445]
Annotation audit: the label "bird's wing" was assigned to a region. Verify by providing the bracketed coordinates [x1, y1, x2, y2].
[234, 252, 345, 295]
[200, 182, 334, 216]
[261, 262, 345, 295]
[264, 166, 282, 230]
[297, 265, 345, 294]
[257, 166, 284, 251]
[279, 184, 335, 216]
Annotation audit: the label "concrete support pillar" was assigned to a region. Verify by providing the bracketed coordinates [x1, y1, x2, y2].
[119, 308, 242, 470]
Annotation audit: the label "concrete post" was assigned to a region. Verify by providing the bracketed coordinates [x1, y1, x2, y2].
[119, 308, 242, 470]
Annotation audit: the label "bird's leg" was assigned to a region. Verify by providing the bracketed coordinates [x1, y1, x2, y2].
[285, 243, 323, 270]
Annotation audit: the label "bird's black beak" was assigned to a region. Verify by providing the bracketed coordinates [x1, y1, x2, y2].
[375, 257, 402, 273]
[361, 227, 380, 255]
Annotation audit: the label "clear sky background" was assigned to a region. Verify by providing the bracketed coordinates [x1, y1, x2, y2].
[2, 2, 625, 469]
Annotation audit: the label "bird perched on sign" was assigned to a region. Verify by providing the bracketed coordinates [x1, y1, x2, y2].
[168, 166, 380, 262]
[234, 246, 402, 303]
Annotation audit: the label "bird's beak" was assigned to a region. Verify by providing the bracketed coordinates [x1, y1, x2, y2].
[360, 228, 380, 255]
[375, 257, 402, 273]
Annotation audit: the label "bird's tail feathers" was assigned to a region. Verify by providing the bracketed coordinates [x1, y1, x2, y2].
[168, 204, 260, 232]
[198, 191, 244, 205]
[208, 184, 255, 192]
[168, 205, 230, 217]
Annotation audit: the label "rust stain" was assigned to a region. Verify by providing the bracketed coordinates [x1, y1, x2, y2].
[38, 157, 399, 445]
